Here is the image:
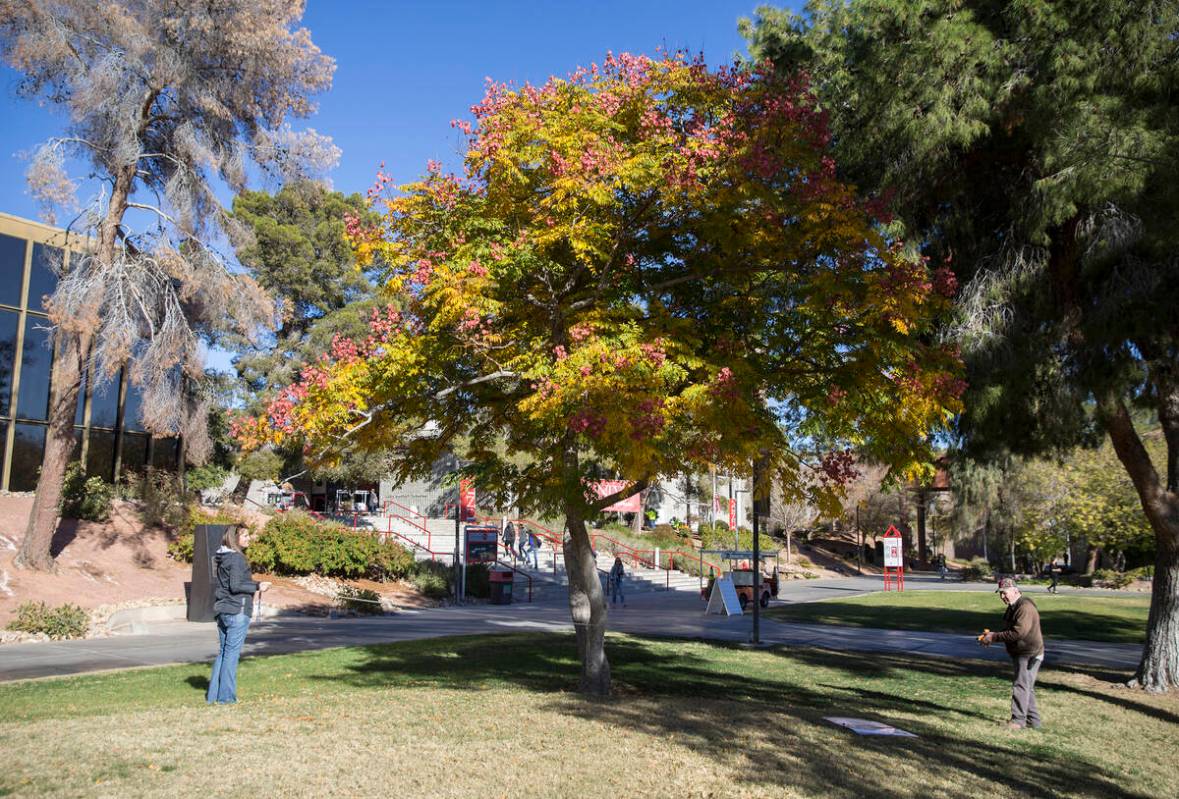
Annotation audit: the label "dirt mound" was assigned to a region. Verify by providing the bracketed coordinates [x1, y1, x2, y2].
[0, 495, 430, 629]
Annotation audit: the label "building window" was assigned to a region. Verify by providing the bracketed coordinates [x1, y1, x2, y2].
[151, 436, 179, 470]
[10, 423, 47, 491]
[121, 432, 149, 474]
[0, 308, 18, 417]
[75, 369, 86, 426]
[15, 315, 52, 421]
[85, 429, 115, 482]
[0, 233, 25, 309]
[122, 380, 146, 432]
[27, 243, 61, 313]
[88, 370, 121, 429]
[0, 419, 6, 487]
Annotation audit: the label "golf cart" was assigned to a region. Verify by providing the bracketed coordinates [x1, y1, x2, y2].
[700, 549, 780, 611]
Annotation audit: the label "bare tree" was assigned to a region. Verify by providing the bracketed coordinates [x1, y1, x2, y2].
[0, 0, 337, 569]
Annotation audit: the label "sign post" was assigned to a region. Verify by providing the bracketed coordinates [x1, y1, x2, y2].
[881, 524, 905, 591]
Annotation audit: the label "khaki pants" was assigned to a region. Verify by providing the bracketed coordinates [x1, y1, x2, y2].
[1011, 654, 1043, 727]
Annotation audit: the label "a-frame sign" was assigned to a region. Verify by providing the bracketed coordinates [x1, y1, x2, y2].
[881, 524, 905, 591]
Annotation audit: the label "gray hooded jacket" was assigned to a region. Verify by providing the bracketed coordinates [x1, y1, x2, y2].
[213, 546, 260, 617]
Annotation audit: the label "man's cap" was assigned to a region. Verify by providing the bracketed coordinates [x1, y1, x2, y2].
[995, 577, 1018, 593]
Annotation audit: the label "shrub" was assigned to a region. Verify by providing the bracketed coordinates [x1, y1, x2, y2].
[797, 557, 814, 569]
[337, 585, 385, 615]
[701, 524, 774, 554]
[6, 601, 90, 639]
[167, 504, 251, 562]
[122, 468, 187, 528]
[236, 449, 285, 482]
[1093, 569, 1134, 589]
[464, 563, 491, 599]
[246, 511, 411, 580]
[59, 461, 114, 522]
[961, 557, 994, 582]
[412, 560, 452, 599]
[186, 463, 231, 492]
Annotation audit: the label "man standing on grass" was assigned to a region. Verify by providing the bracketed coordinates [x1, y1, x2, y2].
[981, 578, 1045, 730]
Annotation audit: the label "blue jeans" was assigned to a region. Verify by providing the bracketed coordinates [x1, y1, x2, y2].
[207, 612, 250, 704]
[611, 577, 625, 605]
[523, 545, 539, 569]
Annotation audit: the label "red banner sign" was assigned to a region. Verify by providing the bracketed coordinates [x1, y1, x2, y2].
[459, 478, 476, 521]
[728, 498, 736, 530]
[593, 480, 642, 513]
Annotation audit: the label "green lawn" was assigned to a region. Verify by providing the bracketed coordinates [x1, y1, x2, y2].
[765, 590, 1151, 644]
[2, 633, 1178, 798]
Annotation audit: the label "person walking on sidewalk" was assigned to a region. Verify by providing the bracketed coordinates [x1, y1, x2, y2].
[609, 556, 626, 607]
[1047, 561, 1060, 594]
[980, 578, 1044, 730]
[207, 527, 269, 705]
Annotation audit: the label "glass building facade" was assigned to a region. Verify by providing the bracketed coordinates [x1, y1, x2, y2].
[0, 212, 179, 491]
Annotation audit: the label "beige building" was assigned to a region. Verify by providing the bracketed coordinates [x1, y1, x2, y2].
[0, 211, 178, 491]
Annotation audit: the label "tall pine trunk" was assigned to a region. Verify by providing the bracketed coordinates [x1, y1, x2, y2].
[13, 333, 87, 570]
[1101, 394, 1179, 691]
[15, 161, 133, 570]
[563, 509, 610, 696]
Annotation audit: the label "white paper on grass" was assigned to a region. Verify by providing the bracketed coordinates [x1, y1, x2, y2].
[824, 717, 918, 737]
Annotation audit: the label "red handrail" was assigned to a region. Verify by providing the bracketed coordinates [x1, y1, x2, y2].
[382, 498, 428, 523]
[386, 515, 434, 552]
[382, 522, 445, 563]
[493, 559, 533, 603]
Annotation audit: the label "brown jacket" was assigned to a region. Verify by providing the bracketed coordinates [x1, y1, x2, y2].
[993, 596, 1043, 657]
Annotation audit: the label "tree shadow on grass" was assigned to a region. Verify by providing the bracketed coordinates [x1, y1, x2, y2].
[311, 633, 1158, 799]
[770, 600, 1147, 645]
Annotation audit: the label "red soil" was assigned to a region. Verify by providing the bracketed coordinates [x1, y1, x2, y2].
[0, 495, 430, 627]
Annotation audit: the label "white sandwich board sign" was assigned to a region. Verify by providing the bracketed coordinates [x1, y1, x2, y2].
[706, 576, 743, 616]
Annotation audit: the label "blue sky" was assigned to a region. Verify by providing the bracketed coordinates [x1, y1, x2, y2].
[0, 0, 792, 369]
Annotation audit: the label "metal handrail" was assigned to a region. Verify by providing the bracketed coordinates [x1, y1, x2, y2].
[382, 498, 428, 523]
[383, 520, 445, 563]
[387, 513, 434, 551]
[492, 559, 533, 603]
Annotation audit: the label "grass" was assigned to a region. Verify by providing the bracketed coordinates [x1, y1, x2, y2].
[765, 590, 1151, 644]
[2, 634, 1178, 798]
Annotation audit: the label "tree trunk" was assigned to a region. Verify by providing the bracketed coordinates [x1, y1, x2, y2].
[563, 510, 610, 696]
[1133, 536, 1179, 691]
[16, 158, 135, 570]
[1099, 393, 1179, 691]
[1085, 544, 1100, 575]
[14, 332, 88, 570]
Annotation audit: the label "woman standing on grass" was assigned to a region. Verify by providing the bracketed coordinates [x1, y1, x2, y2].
[207, 527, 269, 704]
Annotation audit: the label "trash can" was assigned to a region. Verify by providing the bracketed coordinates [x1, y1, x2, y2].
[489, 569, 514, 605]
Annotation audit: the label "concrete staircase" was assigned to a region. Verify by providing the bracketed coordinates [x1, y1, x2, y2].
[362, 512, 704, 603]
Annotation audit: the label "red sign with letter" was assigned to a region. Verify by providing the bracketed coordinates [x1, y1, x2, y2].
[459, 478, 476, 522]
[728, 498, 736, 530]
[592, 480, 641, 513]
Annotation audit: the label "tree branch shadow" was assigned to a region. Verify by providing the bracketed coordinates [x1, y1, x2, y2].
[309, 633, 1160, 799]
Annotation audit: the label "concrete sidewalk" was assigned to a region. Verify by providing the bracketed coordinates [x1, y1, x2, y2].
[0, 585, 1141, 682]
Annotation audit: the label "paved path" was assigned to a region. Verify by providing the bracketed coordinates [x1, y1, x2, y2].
[0, 577, 1142, 682]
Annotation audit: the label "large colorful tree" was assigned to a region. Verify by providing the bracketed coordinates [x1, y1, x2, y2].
[239, 53, 962, 694]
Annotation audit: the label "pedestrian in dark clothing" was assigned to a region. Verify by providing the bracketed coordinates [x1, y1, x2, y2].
[609, 556, 626, 606]
[1047, 562, 1060, 594]
[502, 522, 516, 561]
[207, 527, 269, 704]
[980, 578, 1044, 730]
